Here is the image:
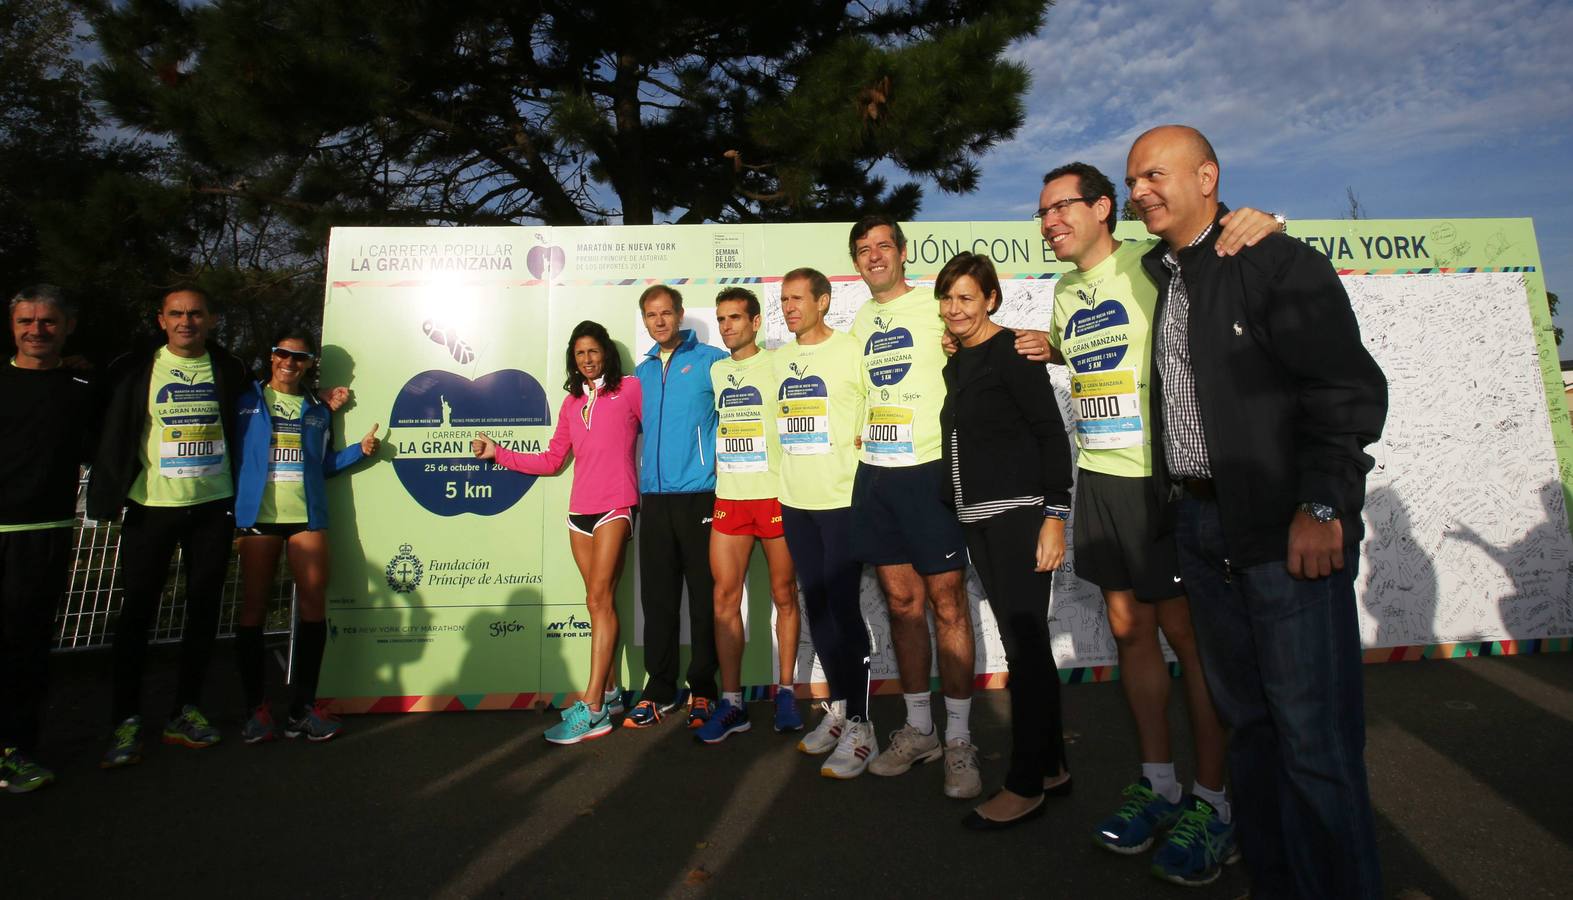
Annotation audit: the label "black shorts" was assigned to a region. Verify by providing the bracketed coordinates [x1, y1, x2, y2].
[850, 460, 966, 575]
[1073, 469, 1183, 602]
[566, 506, 637, 537]
[239, 522, 311, 539]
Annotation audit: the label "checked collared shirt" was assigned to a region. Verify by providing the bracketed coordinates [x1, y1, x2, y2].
[1156, 223, 1215, 479]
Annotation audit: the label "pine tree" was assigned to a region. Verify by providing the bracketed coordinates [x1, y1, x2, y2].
[85, 0, 1049, 230]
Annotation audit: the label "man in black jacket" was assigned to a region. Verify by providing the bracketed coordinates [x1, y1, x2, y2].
[1, 286, 97, 793]
[88, 287, 252, 768]
[1126, 125, 1387, 899]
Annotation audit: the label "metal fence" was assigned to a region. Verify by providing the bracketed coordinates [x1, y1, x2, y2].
[54, 473, 294, 652]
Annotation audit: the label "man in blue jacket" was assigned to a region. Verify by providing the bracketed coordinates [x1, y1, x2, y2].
[623, 285, 729, 729]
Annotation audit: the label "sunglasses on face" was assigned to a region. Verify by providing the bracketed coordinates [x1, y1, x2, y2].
[271, 347, 315, 363]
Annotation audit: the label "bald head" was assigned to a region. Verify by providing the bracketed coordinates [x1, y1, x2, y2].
[1125, 125, 1222, 246]
[1133, 125, 1217, 168]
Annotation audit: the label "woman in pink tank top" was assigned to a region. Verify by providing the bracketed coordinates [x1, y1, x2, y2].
[472, 320, 641, 745]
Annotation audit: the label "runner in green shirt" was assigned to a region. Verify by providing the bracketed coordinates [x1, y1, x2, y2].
[1039, 161, 1279, 879]
[770, 268, 878, 779]
[845, 215, 980, 800]
[699, 288, 802, 743]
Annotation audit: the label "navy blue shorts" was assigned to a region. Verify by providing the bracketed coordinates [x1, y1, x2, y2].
[850, 460, 966, 575]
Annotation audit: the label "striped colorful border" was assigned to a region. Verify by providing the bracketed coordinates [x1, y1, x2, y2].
[1334, 265, 1537, 276]
[322, 637, 1570, 714]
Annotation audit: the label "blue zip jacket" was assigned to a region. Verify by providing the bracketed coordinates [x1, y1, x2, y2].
[233, 382, 366, 529]
[636, 329, 726, 494]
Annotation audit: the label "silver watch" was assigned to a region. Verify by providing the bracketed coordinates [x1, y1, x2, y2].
[1273, 213, 1288, 232]
[1297, 501, 1338, 523]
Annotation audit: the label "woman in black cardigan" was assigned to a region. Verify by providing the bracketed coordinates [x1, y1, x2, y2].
[938, 251, 1075, 830]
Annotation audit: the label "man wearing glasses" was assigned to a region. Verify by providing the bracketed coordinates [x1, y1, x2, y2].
[1036, 162, 1279, 886]
[88, 287, 254, 767]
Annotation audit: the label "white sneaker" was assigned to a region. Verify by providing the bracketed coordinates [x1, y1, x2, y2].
[797, 701, 846, 755]
[867, 721, 942, 776]
[943, 738, 982, 799]
[820, 718, 878, 779]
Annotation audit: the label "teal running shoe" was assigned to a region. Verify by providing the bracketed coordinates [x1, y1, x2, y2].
[545, 701, 613, 745]
[695, 698, 751, 744]
[163, 705, 220, 749]
[603, 687, 626, 717]
[773, 687, 804, 733]
[1152, 796, 1240, 886]
[100, 716, 143, 769]
[1, 747, 55, 793]
[285, 701, 343, 742]
[1094, 778, 1183, 854]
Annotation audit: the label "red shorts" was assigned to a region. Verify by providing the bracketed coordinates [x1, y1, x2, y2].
[712, 497, 784, 539]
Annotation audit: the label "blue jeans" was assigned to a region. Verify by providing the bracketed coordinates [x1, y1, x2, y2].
[1175, 497, 1381, 900]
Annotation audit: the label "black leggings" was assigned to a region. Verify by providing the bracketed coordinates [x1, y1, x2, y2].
[0, 528, 70, 751]
[781, 505, 870, 720]
[111, 500, 234, 723]
[964, 505, 1065, 797]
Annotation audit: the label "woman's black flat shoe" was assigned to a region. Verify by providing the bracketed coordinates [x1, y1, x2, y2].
[1043, 775, 1073, 797]
[961, 794, 1048, 832]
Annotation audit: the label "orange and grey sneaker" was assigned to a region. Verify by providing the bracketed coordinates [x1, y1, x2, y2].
[686, 696, 714, 729]
[622, 699, 664, 729]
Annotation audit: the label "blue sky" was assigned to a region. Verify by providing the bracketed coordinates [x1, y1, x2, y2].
[921, 0, 1573, 346]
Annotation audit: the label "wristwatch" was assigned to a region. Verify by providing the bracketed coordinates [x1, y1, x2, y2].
[1043, 504, 1071, 521]
[1273, 213, 1288, 232]
[1297, 501, 1338, 524]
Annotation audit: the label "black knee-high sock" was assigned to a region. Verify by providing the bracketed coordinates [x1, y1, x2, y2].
[290, 620, 327, 718]
[235, 626, 266, 711]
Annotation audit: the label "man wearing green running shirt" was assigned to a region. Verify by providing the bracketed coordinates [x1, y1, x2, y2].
[1039, 162, 1280, 884]
[88, 287, 253, 767]
[846, 215, 981, 799]
[770, 268, 878, 779]
[697, 287, 802, 743]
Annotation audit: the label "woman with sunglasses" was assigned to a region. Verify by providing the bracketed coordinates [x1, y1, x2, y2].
[472, 320, 641, 745]
[937, 252, 1075, 829]
[232, 330, 381, 743]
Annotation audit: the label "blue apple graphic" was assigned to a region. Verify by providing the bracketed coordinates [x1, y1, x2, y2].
[389, 368, 551, 516]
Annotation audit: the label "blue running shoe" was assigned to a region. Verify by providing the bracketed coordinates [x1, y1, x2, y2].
[545, 701, 613, 745]
[686, 696, 714, 729]
[773, 687, 804, 733]
[696, 699, 751, 744]
[622, 699, 664, 729]
[1152, 796, 1240, 886]
[1094, 778, 1184, 854]
[285, 701, 344, 742]
[241, 704, 277, 744]
[100, 716, 143, 769]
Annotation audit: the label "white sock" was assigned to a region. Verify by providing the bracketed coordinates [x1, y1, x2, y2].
[1142, 762, 1182, 803]
[1193, 782, 1231, 823]
[943, 696, 972, 745]
[722, 690, 743, 706]
[778, 683, 793, 694]
[903, 692, 933, 734]
[828, 699, 847, 721]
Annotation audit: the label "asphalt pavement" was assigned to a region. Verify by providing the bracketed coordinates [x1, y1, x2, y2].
[8, 647, 1572, 899]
